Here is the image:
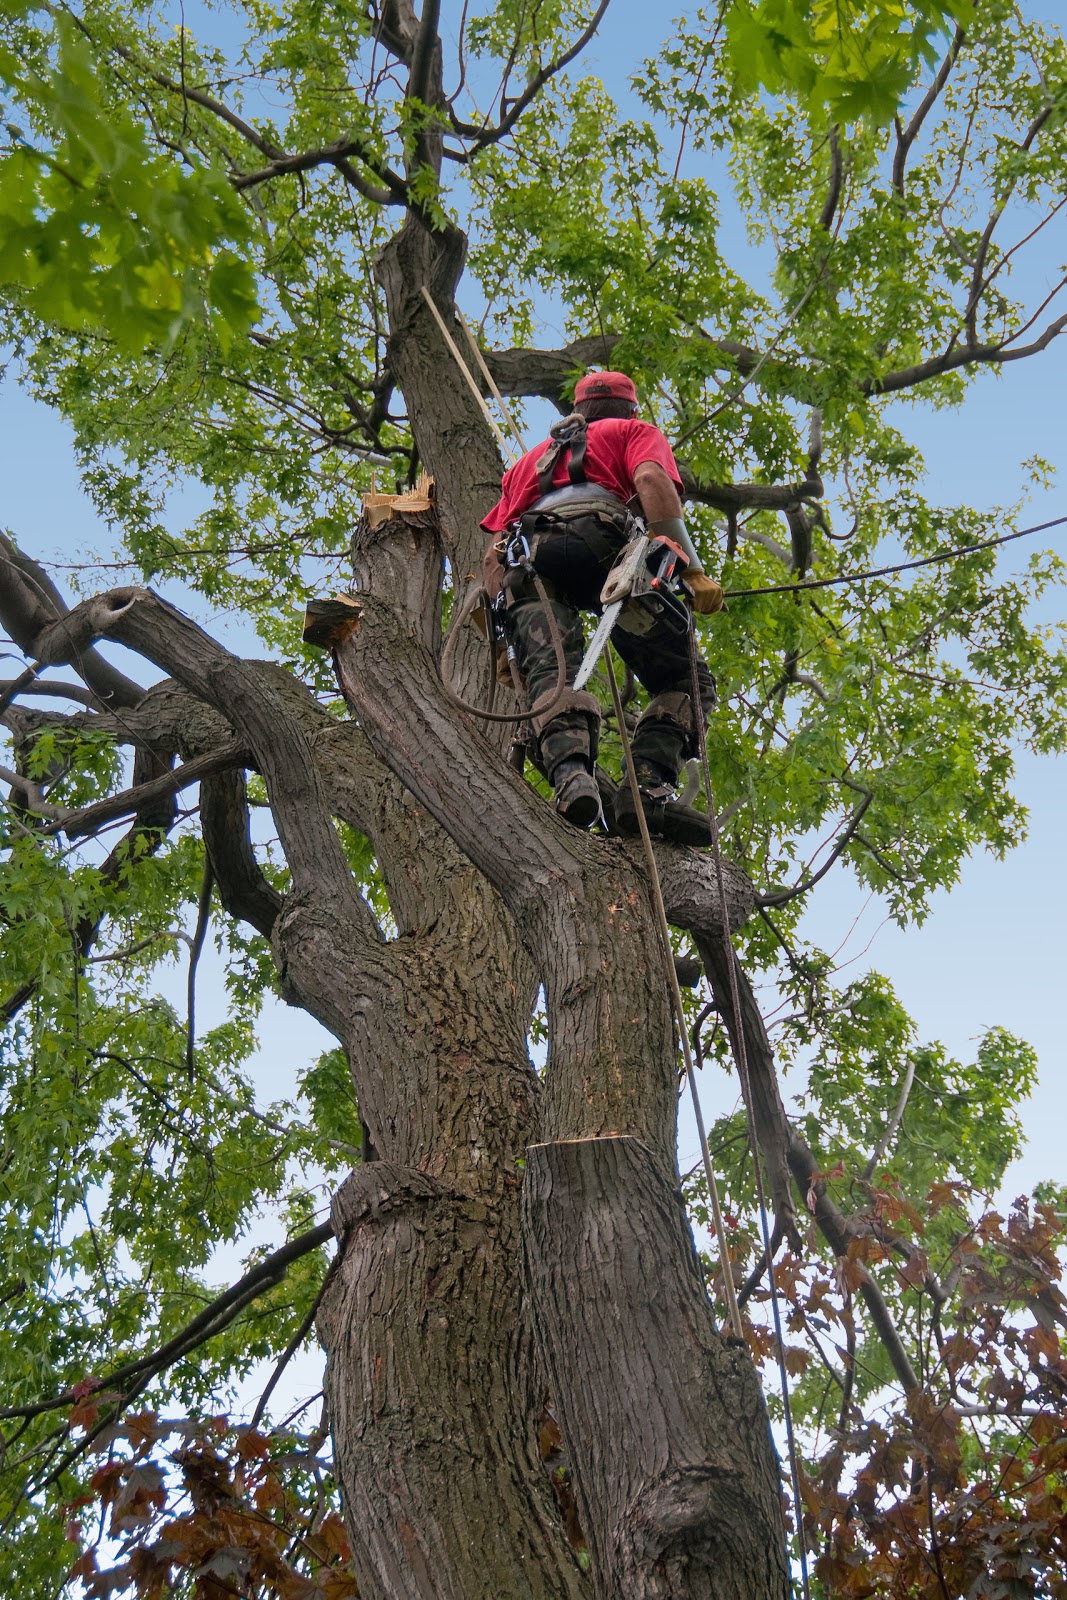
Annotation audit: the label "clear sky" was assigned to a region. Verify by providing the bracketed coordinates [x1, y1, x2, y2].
[2, 2, 1064, 1225]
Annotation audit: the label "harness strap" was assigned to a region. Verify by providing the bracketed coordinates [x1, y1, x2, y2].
[535, 412, 589, 495]
[566, 421, 588, 484]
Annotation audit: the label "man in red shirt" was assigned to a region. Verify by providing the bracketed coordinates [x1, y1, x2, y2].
[481, 371, 722, 841]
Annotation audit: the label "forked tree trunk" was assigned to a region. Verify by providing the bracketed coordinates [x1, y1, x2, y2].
[323, 483, 790, 1597]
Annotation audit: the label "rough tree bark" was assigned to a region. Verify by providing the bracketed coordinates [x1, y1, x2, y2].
[0, 129, 790, 1600]
[6, 6, 1067, 1592]
[4, 498, 792, 1595]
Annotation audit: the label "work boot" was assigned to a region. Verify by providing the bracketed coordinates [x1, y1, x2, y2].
[613, 759, 710, 847]
[551, 757, 602, 830]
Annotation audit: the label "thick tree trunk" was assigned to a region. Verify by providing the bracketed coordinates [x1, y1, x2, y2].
[330, 501, 790, 1598]
[94, 590, 587, 1597]
[524, 1137, 789, 1598]
[75, 178, 793, 1588]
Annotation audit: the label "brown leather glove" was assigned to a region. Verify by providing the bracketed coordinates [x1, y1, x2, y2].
[687, 572, 724, 615]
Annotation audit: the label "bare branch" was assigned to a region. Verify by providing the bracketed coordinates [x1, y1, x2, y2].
[892, 25, 967, 196]
[867, 310, 1067, 393]
[759, 792, 874, 909]
[966, 102, 1054, 343]
[0, 533, 145, 710]
[0, 1221, 334, 1426]
[449, 0, 614, 151]
[185, 858, 214, 1077]
[0, 765, 65, 818]
[372, 0, 419, 62]
[864, 1058, 917, 1180]
[234, 139, 404, 206]
[41, 742, 249, 839]
[0, 677, 102, 708]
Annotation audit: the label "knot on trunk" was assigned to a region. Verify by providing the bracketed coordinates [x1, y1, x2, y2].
[331, 1161, 445, 1239]
[626, 1466, 751, 1580]
[35, 587, 147, 666]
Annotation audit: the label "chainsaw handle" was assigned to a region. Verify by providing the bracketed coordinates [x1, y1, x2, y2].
[647, 534, 690, 592]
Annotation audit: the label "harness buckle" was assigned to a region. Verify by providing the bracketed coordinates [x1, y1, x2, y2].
[504, 528, 533, 570]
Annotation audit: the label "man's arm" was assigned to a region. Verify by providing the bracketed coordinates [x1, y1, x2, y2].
[633, 459, 686, 526]
[632, 461, 723, 615]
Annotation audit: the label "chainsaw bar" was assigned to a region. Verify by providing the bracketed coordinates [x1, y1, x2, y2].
[573, 599, 624, 690]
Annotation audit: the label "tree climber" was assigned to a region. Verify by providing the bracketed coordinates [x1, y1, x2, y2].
[481, 371, 723, 842]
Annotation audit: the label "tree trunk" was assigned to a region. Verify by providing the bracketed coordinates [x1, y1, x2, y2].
[328, 499, 791, 1598]
[524, 1137, 789, 1598]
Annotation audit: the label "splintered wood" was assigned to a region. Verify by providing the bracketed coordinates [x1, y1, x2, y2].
[361, 473, 435, 530]
[302, 593, 362, 649]
[302, 478, 435, 646]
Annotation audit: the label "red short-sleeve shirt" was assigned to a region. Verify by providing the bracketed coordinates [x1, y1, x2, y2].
[480, 417, 683, 534]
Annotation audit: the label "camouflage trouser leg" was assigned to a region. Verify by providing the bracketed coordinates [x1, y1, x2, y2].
[507, 594, 599, 776]
[612, 616, 717, 782]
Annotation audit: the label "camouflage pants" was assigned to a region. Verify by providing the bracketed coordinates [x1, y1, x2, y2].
[505, 524, 716, 781]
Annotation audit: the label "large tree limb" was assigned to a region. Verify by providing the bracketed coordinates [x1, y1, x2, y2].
[0, 533, 145, 710]
[692, 935, 799, 1252]
[484, 294, 1067, 421]
[200, 768, 284, 939]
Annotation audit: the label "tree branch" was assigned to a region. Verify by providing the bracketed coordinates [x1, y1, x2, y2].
[788, 1137, 920, 1392]
[892, 26, 966, 196]
[200, 768, 284, 939]
[0, 677, 103, 708]
[372, 0, 419, 63]
[0, 1222, 333, 1426]
[965, 102, 1054, 344]
[0, 533, 145, 710]
[407, 0, 442, 110]
[759, 792, 873, 908]
[40, 742, 249, 839]
[819, 127, 843, 232]
[449, 0, 614, 151]
[234, 139, 404, 206]
[864, 1058, 917, 1180]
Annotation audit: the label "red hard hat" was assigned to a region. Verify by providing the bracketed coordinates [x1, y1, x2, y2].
[574, 370, 638, 405]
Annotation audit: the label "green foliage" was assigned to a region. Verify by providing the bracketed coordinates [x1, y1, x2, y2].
[0, 15, 259, 349]
[724, 0, 972, 124]
[0, 0, 1065, 1591]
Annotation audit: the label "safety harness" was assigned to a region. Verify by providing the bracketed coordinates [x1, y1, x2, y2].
[502, 413, 636, 575]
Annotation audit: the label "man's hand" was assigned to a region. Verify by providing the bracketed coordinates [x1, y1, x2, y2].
[687, 572, 724, 615]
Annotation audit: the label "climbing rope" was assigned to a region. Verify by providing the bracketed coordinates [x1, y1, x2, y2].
[603, 652, 744, 1341]
[723, 511, 1067, 599]
[606, 635, 812, 1597]
[439, 573, 573, 726]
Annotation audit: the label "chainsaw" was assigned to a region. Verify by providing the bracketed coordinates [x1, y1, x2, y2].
[572, 533, 692, 691]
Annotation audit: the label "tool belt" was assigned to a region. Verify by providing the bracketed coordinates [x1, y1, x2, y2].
[502, 488, 637, 573]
